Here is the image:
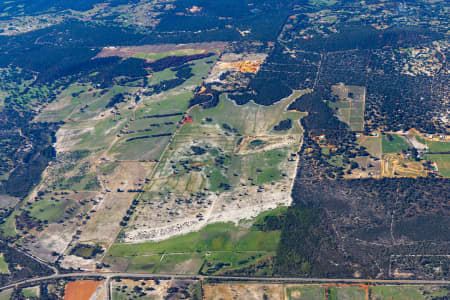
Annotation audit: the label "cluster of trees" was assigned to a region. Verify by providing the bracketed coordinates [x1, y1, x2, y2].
[273, 119, 292, 131]
[189, 84, 220, 108]
[365, 49, 447, 133]
[229, 47, 320, 106]
[148, 53, 212, 72]
[274, 175, 450, 278]
[0, 109, 58, 198]
[0, 242, 54, 286]
[155, 0, 296, 42]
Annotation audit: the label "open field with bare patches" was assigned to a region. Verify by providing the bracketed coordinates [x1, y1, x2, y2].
[96, 42, 227, 60]
[119, 92, 305, 244]
[330, 84, 366, 132]
[11, 45, 220, 271]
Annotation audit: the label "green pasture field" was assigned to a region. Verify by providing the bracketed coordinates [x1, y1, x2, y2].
[371, 285, 448, 299]
[286, 285, 325, 300]
[0, 290, 12, 300]
[105, 208, 285, 274]
[358, 135, 382, 158]
[330, 85, 365, 131]
[190, 92, 304, 136]
[133, 49, 203, 61]
[0, 254, 9, 274]
[416, 136, 450, 153]
[110, 134, 172, 161]
[137, 91, 191, 117]
[382, 134, 410, 154]
[0, 211, 17, 237]
[424, 154, 450, 177]
[71, 115, 130, 151]
[21, 287, 38, 298]
[147, 68, 177, 85]
[26, 197, 78, 223]
[328, 286, 366, 300]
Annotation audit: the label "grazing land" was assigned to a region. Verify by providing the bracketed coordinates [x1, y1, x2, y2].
[0, 0, 448, 297]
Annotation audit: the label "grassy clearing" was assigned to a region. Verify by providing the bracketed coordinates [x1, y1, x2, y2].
[424, 154, 450, 177]
[371, 285, 428, 299]
[35, 83, 90, 122]
[159, 253, 202, 273]
[128, 115, 181, 132]
[0, 290, 12, 300]
[286, 285, 325, 300]
[230, 149, 288, 186]
[108, 222, 280, 256]
[190, 91, 305, 136]
[99, 161, 120, 175]
[328, 286, 366, 300]
[106, 208, 285, 274]
[0, 254, 9, 274]
[27, 198, 77, 222]
[71, 116, 129, 152]
[200, 251, 272, 275]
[57, 173, 100, 191]
[382, 134, 410, 154]
[21, 287, 38, 298]
[110, 134, 171, 161]
[139, 91, 191, 116]
[416, 136, 450, 153]
[147, 68, 177, 85]
[330, 85, 365, 131]
[125, 254, 162, 273]
[358, 135, 382, 158]
[0, 212, 17, 237]
[206, 165, 230, 192]
[133, 49, 203, 61]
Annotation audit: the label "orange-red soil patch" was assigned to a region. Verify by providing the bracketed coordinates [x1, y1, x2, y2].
[183, 115, 193, 124]
[64, 280, 103, 300]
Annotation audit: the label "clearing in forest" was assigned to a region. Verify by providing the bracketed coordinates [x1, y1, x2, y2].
[330, 84, 366, 132]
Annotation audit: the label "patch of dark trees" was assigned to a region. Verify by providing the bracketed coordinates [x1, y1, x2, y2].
[191, 146, 207, 155]
[273, 119, 292, 131]
[105, 93, 125, 108]
[154, 0, 297, 42]
[274, 177, 450, 279]
[125, 133, 171, 142]
[364, 49, 447, 133]
[144, 78, 186, 96]
[253, 214, 286, 232]
[0, 0, 140, 19]
[288, 87, 349, 136]
[14, 211, 40, 233]
[0, 22, 151, 84]
[69, 243, 104, 259]
[318, 50, 369, 87]
[285, 23, 442, 52]
[229, 47, 320, 106]
[139, 113, 183, 119]
[0, 109, 58, 198]
[120, 198, 140, 227]
[143, 64, 197, 97]
[148, 53, 213, 72]
[0, 242, 54, 287]
[189, 84, 220, 108]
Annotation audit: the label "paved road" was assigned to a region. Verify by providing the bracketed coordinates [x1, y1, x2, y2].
[1, 271, 449, 296]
